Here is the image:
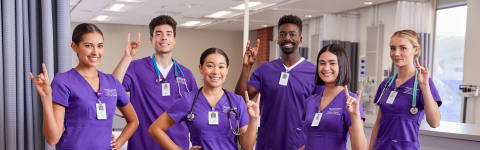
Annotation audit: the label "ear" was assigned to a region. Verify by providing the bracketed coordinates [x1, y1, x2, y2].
[150, 36, 153, 45]
[415, 47, 420, 57]
[71, 42, 78, 53]
[198, 64, 203, 74]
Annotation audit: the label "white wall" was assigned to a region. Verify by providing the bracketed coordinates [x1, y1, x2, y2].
[464, 0, 480, 124]
[71, 23, 244, 91]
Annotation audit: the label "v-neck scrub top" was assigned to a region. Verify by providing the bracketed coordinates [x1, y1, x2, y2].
[303, 87, 365, 150]
[248, 58, 316, 150]
[51, 69, 130, 150]
[122, 56, 198, 150]
[373, 77, 441, 150]
[167, 90, 249, 150]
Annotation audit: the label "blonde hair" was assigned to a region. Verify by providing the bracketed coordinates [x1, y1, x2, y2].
[391, 29, 421, 57]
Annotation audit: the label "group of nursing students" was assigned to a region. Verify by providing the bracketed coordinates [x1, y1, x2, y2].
[29, 14, 441, 150]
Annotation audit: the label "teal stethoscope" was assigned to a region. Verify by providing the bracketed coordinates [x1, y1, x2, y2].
[376, 69, 419, 115]
[152, 54, 191, 97]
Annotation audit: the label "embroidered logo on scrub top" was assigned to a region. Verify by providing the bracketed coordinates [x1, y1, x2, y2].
[325, 108, 342, 115]
[222, 106, 238, 113]
[402, 87, 419, 95]
[104, 89, 117, 97]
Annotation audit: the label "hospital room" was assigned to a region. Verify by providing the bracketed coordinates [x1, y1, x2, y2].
[1, 0, 479, 149]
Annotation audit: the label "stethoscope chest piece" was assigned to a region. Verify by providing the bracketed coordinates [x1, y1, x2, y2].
[410, 107, 418, 115]
[187, 112, 195, 121]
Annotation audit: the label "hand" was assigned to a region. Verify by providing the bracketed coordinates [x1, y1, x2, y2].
[29, 63, 52, 99]
[415, 58, 429, 87]
[190, 145, 202, 150]
[243, 39, 260, 66]
[298, 145, 305, 150]
[110, 134, 125, 150]
[124, 32, 141, 58]
[245, 91, 261, 120]
[345, 86, 361, 116]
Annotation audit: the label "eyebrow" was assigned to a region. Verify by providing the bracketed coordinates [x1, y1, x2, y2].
[155, 30, 173, 33]
[206, 62, 226, 65]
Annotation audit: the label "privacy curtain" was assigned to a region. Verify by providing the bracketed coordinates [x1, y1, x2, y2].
[321, 14, 360, 91]
[1, 0, 71, 149]
[394, 0, 435, 71]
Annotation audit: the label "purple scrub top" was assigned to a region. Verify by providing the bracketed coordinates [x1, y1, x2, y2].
[303, 86, 365, 150]
[248, 58, 316, 150]
[51, 69, 130, 150]
[373, 77, 441, 150]
[122, 56, 198, 150]
[167, 89, 249, 150]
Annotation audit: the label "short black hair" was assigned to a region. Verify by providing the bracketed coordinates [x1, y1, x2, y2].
[72, 23, 103, 44]
[278, 14, 302, 34]
[149, 15, 177, 37]
[315, 44, 350, 86]
[200, 48, 230, 67]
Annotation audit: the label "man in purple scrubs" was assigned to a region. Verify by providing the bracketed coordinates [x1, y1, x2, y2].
[113, 15, 198, 150]
[235, 15, 316, 150]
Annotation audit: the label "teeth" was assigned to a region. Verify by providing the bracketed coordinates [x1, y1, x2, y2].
[283, 43, 292, 47]
[88, 57, 98, 61]
[160, 43, 169, 46]
[210, 77, 220, 81]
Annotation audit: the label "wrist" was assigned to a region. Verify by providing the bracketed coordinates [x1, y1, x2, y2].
[242, 64, 253, 70]
[123, 55, 134, 61]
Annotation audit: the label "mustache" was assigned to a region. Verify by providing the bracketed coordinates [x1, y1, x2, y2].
[280, 41, 296, 47]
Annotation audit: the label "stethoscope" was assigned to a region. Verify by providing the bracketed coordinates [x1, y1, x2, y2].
[376, 69, 419, 115]
[152, 54, 191, 97]
[186, 87, 243, 135]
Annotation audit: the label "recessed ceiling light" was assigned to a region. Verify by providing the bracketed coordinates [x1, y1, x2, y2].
[205, 11, 232, 18]
[231, 2, 262, 10]
[305, 15, 313, 18]
[117, 0, 142, 3]
[180, 21, 201, 27]
[105, 3, 125, 12]
[92, 15, 109, 21]
[364, 1, 373, 5]
[262, 25, 268, 27]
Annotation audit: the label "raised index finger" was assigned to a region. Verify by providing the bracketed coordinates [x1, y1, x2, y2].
[415, 58, 421, 67]
[41, 63, 49, 77]
[127, 33, 131, 42]
[344, 85, 350, 97]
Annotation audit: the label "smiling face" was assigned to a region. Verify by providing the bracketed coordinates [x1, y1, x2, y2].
[150, 24, 176, 54]
[199, 53, 229, 89]
[72, 32, 104, 68]
[390, 35, 419, 68]
[277, 23, 302, 55]
[317, 51, 339, 85]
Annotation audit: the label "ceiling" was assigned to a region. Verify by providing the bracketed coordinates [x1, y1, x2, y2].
[70, 0, 394, 31]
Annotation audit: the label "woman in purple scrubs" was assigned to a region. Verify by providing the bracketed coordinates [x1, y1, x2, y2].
[148, 48, 260, 150]
[30, 23, 139, 150]
[300, 44, 367, 150]
[369, 30, 442, 150]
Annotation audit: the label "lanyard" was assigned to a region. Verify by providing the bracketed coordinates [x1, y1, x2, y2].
[378, 69, 418, 109]
[96, 91, 102, 103]
[152, 55, 184, 82]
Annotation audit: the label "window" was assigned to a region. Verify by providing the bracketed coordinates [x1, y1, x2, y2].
[433, 5, 467, 123]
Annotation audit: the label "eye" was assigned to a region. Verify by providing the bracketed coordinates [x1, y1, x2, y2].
[166, 33, 172, 37]
[219, 65, 226, 69]
[390, 47, 395, 51]
[319, 62, 325, 65]
[84, 44, 91, 48]
[98, 45, 104, 48]
[400, 47, 406, 51]
[206, 64, 214, 68]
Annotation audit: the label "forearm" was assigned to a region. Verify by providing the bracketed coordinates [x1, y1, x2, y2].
[239, 118, 258, 150]
[112, 56, 133, 82]
[115, 118, 139, 147]
[41, 96, 62, 145]
[235, 65, 253, 99]
[349, 114, 367, 150]
[420, 85, 441, 128]
[148, 127, 181, 150]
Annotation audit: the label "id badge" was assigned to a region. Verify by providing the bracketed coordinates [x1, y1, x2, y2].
[96, 103, 107, 120]
[208, 111, 219, 125]
[386, 91, 398, 104]
[279, 72, 290, 86]
[311, 113, 323, 127]
[162, 83, 170, 96]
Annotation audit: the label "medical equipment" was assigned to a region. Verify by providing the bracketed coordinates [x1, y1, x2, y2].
[152, 54, 191, 97]
[376, 69, 419, 115]
[186, 87, 243, 135]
